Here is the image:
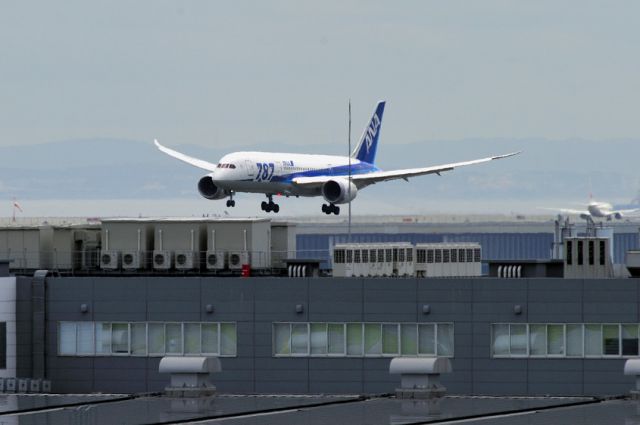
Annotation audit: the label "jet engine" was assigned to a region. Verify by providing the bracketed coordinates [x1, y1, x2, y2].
[613, 212, 623, 220]
[198, 175, 229, 200]
[321, 178, 358, 204]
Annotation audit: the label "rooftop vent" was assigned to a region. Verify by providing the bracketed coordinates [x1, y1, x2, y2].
[159, 357, 221, 397]
[390, 357, 452, 399]
[624, 358, 640, 399]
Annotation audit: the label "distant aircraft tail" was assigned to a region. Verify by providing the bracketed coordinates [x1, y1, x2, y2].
[351, 101, 385, 165]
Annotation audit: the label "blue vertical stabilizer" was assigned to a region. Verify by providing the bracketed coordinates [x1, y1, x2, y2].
[351, 101, 385, 165]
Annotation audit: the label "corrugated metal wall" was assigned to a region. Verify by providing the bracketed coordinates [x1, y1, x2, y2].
[615, 233, 639, 263]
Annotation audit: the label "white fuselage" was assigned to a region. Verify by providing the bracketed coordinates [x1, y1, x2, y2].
[587, 201, 615, 218]
[210, 151, 376, 197]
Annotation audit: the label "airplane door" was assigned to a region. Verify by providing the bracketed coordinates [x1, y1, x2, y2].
[244, 160, 255, 178]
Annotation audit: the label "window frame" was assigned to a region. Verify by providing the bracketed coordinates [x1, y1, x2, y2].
[58, 321, 237, 358]
[491, 323, 640, 359]
[272, 322, 454, 358]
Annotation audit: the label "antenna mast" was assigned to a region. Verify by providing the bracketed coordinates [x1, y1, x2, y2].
[348, 100, 352, 243]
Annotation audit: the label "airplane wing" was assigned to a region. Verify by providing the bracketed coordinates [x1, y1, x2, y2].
[538, 207, 590, 215]
[293, 152, 520, 187]
[153, 139, 218, 172]
[615, 208, 640, 215]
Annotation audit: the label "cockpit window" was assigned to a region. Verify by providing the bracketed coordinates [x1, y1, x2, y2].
[216, 163, 236, 169]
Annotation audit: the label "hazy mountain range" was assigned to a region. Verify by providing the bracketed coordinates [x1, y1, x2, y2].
[1, 138, 639, 209]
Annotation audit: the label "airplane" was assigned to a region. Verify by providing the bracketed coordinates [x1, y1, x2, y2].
[154, 101, 520, 215]
[541, 197, 640, 221]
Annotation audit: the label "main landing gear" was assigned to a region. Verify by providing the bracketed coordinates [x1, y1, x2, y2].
[226, 192, 236, 207]
[261, 194, 280, 213]
[322, 203, 340, 215]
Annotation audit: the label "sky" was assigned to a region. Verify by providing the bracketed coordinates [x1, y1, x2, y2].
[1, 1, 640, 218]
[1, 0, 639, 150]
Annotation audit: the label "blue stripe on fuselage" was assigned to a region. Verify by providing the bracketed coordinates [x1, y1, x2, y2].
[272, 162, 380, 184]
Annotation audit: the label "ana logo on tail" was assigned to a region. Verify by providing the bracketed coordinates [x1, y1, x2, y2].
[365, 114, 381, 154]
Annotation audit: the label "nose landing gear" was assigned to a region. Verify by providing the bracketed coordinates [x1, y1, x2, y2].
[322, 203, 340, 215]
[261, 194, 280, 213]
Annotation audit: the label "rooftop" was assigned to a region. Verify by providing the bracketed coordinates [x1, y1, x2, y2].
[1, 393, 633, 425]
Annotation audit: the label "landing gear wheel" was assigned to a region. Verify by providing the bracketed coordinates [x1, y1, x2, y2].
[322, 203, 340, 215]
[261, 194, 280, 213]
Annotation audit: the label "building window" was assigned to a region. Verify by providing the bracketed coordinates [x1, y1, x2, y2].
[346, 250, 353, 263]
[385, 249, 392, 262]
[334, 250, 345, 264]
[566, 241, 572, 265]
[434, 250, 442, 263]
[427, 250, 434, 264]
[466, 249, 474, 263]
[369, 249, 376, 263]
[492, 323, 640, 359]
[362, 249, 369, 263]
[58, 322, 237, 357]
[450, 249, 457, 263]
[622, 325, 639, 356]
[458, 249, 466, 263]
[354, 250, 361, 264]
[406, 248, 413, 263]
[398, 249, 405, 263]
[474, 248, 481, 262]
[273, 322, 454, 358]
[417, 249, 426, 264]
[599, 240, 606, 265]
[442, 249, 450, 263]
[577, 241, 583, 265]
[588, 241, 594, 265]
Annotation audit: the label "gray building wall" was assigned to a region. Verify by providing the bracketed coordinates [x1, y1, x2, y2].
[39, 276, 640, 396]
[15, 276, 32, 378]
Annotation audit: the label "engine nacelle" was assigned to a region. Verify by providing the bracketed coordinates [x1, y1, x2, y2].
[614, 212, 623, 220]
[197, 175, 228, 200]
[321, 178, 358, 204]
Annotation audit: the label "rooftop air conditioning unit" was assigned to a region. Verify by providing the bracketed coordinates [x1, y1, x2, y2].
[100, 250, 121, 270]
[122, 250, 145, 270]
[206, 251, 227, 270]
[175, 250, 198, 270]
[153, 250, 174, 270]
[228, 251, 249, 270]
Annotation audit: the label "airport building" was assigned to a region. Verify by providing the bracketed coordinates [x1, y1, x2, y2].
[1, 271, 640, 396]
[1, 215, 640, 400]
